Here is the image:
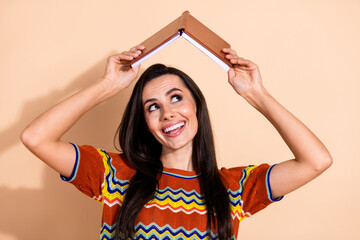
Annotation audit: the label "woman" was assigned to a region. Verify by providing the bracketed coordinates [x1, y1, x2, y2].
[21, 45, 332, 240]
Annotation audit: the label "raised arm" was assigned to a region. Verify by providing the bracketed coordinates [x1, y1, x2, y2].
[20, 45, 145, 178]
[222, 48, 333, 199]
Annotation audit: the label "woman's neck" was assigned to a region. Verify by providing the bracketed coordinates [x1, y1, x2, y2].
[160, 144, 194, 171]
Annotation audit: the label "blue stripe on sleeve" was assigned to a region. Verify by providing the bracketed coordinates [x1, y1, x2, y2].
[266, 164, 284, 202]
[60, 143, 80, 182]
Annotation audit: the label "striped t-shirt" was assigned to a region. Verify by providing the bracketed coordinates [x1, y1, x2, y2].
[61, 144, 282, 239]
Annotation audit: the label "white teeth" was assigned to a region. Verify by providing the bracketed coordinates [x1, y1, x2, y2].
[164, 122, 185, 133]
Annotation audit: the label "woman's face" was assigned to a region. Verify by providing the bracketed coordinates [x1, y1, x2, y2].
[142, 74, 198, 153]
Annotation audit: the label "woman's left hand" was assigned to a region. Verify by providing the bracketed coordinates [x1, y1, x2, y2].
[222, 48, 264, 98]
[223, 49, 332, 200]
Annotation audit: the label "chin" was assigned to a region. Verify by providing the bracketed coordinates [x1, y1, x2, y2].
[162, 140, 193, 152]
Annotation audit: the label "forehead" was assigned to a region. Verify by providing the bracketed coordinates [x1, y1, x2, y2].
[142, 74, 188, 100]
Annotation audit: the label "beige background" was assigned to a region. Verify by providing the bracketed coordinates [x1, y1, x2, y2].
[1, 0, 359, 239]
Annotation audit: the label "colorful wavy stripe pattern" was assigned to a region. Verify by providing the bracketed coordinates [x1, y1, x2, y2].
[97, 148, 257, 239]
[145, 187, 207, 215]
[236, 165, 258, 221]
[98, 149, 129, 207]
[100, 222, 237, 240]
[100, 223, 116, 240]
[134, 222, 220, 240]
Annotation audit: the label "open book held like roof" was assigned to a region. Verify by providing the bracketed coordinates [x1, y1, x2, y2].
[130, 11, 233, 71]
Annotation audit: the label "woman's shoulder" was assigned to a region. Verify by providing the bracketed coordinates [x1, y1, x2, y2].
[109, 152, 134, 170]
[219, 164, 270, 175]
[75, 144, 135, 171]
[88, 146, 136, 180]
[218, 164, 271, 186]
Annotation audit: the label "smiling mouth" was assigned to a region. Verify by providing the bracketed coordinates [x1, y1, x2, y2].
[162, 121, 185, 136]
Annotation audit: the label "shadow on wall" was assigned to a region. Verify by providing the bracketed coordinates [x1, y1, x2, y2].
[0, 56, 137, 239]
[0, 168, 102, 239]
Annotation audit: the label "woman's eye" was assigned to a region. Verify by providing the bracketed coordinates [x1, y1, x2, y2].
[171, 95, 182, 103]
[148, 104, 159, 112]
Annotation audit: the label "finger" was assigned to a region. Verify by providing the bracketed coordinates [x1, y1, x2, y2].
[109, 53, 134, 63]
[122, 49, 142, 59]
[129, 47, 140, 54]
[230, 57, 251, 65]
[231, 59, 247, 67]
[130, 45, 145, 50]
[230, 58, 258, 70]
[110, 45, 146, 63]
[129, 48, 145, 59]
[227, 56, 253, 68]
[135, 44, 145, 50]
[225, 54, 250, 63]
[130, 45, 145, 54]
[127, 50, 141, 58]
[222, 48, 237, 55]
[226, 54, 246, 61]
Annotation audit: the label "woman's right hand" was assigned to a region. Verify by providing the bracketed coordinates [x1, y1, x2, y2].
[20, 45, 145, 178]
[102, 45, 145, 91]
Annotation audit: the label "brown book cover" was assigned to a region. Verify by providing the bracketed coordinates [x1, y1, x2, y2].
[130, 11, 233, 70]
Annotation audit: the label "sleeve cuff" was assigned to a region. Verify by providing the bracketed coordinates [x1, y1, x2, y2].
[266, 164, 284, 202]
[60, 143, 80, 182]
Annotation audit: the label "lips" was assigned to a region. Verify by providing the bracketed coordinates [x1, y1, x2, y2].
[161, 120, 186, 137]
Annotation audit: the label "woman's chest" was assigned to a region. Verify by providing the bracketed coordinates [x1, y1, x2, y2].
[134, 181, 211, 239]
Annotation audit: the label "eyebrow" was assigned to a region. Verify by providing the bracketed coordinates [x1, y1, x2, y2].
[143, 88, 182, 106]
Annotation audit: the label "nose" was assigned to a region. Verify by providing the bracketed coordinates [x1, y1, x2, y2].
[161, 104, 175, 121]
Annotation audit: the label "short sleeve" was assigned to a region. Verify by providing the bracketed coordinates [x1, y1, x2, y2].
[220, 164, 283, 220]
[60, 143, 105, 201]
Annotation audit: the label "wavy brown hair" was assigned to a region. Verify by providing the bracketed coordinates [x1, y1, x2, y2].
[115, 64, 232, 239]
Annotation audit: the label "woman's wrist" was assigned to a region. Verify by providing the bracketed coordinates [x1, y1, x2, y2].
[95, 77, 126, 101]
[241, 85, 271, 111]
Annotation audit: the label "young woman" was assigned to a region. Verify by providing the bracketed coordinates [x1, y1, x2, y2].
[21, 45, 332, 240]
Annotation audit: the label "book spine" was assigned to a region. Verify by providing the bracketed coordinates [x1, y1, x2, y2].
[179, 11, 190, 31]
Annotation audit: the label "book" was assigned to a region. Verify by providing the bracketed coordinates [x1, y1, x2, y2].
[130, 11, 233, 71]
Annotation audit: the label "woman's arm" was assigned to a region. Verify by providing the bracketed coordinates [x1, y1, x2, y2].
[20, 45, 144, 178]
[223, 48, 333, 199]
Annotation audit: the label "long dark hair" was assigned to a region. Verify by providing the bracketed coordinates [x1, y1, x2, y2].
[115, 64, 232, 239]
